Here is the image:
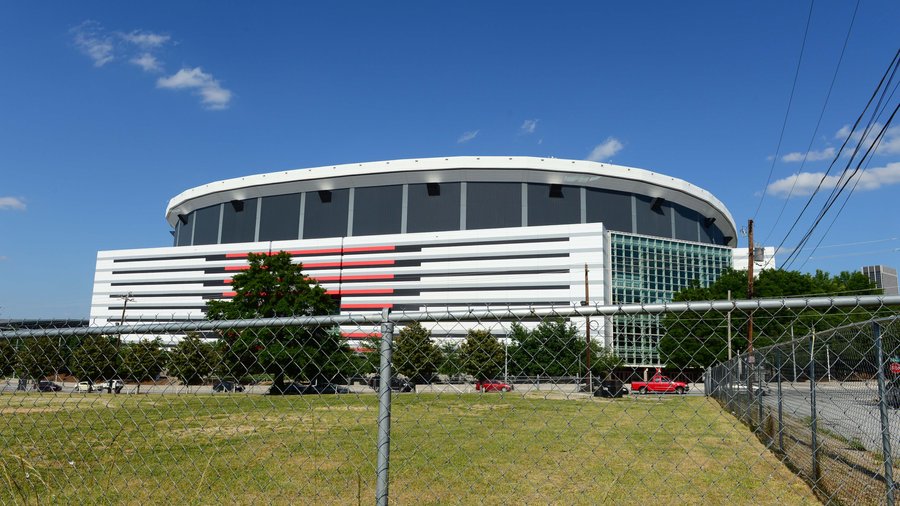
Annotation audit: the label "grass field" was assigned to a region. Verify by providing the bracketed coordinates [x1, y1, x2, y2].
[0, 392, 817, 505]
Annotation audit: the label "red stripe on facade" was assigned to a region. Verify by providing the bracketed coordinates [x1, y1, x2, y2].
[224, 245, 395, 259]
[222, 291, 236, 297]
[304, 259, 394, 269]
[341, 303, 394, 309]
[329, 289, 394, 296]
[224, 265, 250, 271]
[314, 274, 394, 281]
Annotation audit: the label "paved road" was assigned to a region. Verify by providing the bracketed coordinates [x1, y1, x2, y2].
[1, 378, 706, 397]
[718, 380, 900, 456]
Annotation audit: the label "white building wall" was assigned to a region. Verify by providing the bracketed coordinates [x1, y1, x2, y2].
[91, 223, 608, 343]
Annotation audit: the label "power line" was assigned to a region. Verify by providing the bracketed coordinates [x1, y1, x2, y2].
[785, 97, 900, 270]
[762, 0, 860, 246]
[753, 0, 817, 220]
[790, 74, 900, 267]
[797, 95, 900, 269]
[783, 236, 899, 253]
[808, 247, 900, 261]
[774, 50, 900, 268]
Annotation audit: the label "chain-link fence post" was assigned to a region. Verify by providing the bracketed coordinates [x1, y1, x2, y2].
[809, 334, 819, 484]
[756, 356, 764, 432]
[376, 308, 395, 506]
[704, 367, 710, 396]
[776, 348, 784, 453]
[874, 321, 896, 505]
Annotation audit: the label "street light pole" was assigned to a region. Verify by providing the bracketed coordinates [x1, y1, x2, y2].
[504, 339, 508, 385]
[584, 264, 592, 393]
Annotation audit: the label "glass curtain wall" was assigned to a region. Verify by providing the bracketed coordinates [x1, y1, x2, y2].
[609, 232, 732, 366]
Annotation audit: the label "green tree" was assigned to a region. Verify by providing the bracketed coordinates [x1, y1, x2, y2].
[508, 319, 581, 376]
[393, 322, 442, 384]
[206, 251, 345, 391]
[509, 319, 623, 378]
[122, 339, 166, 389]
[168, 334, 217, 385]
[15, 337, 65, 382]
[591, 345, 624, 378]
[0, 340, 15, 378]
[660, 268, 881, 369]
[459, 330, 504, 380]
[437, 341, 464, 377]
[70, 334, 120, 381]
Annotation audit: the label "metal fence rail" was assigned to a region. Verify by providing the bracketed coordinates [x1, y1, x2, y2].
[708, 314, 900, 505]
[1, 295, 899, 504]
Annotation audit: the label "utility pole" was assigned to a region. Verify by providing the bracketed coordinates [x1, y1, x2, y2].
[747, 220, 755, 365]
[584, 264, 592, 393]
[114, 292, 134, 394]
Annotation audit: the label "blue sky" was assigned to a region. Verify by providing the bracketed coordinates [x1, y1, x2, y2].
[1, 2, 898, 318]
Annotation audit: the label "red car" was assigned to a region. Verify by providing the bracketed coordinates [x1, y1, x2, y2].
[631, 373, 688, 395]
[475, 380, 513, 392]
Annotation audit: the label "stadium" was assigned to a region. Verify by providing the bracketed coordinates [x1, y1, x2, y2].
[90, 156, 763, 366]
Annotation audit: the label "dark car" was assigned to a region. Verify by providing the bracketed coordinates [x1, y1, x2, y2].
[270, 383, 350, 395]
[594, 379, 629, 398]
[212, 381, 245, 393]
[368, 377, 414, 393]
[35, 380, 62, 392]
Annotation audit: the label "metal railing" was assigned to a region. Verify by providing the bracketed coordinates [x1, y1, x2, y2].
[1, 295, 899, 504]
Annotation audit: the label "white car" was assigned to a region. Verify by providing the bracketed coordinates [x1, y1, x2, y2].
[96, 380, 125, 393]
[75, 381, 94, 393]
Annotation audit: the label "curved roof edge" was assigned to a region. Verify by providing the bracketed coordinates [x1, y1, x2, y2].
[166, 156, 736, 236]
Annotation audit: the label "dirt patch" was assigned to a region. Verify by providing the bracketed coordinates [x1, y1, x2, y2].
[315, 405, 371, 412]
[0, 406, 64, 414]
[164, 413, 342, 439]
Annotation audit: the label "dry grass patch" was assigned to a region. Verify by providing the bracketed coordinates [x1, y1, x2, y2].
[0, 393, 819, 505]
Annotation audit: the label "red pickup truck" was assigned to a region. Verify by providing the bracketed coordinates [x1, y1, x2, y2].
[631, 374, 688, 395]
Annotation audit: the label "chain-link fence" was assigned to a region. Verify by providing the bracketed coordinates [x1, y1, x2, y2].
[709, 313, 900, 505]
[2, 296, 899, 504]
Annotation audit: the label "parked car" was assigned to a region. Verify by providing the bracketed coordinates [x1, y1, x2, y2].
[35, 380, 62, 392]
[368, 376, 414, 393]
[75, 381, 95, 393]
[631, 373, 689, 395]
[212, 381, 245, 393]
[96, 379, 125, 393]
[475, 379, 513, 392]
[269, 383, 350, 395]
[729, 382, 769, 396]
[594, 379, 629, 398]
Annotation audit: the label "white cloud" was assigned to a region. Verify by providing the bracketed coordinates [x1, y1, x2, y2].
[130, 53, 162, 73]
[0, 197, 26, 211]
[0, 256, 7, 261]
[834, 123, 900, 156]
[520, 119, 538, 134]
[767, 161, 900, 197]
[157, 67, 233, 110]
[781, 147, 836, 163]
[457, 130, 479, 143]
[586, 137, 623, 162]
[120, 30, 170, 49]
[71, 21, 114, 67]
[72, 22, 233, 111]
[835, 125, 852, 140]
